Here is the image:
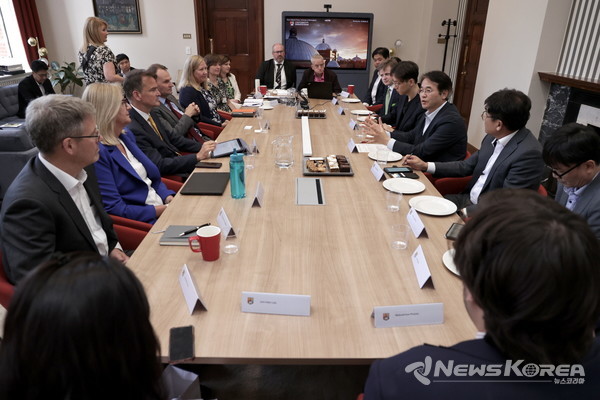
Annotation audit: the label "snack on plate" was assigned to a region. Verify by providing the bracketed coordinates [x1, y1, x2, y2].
[307, 158, 327, 172]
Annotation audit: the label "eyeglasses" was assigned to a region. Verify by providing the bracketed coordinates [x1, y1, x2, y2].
[481, 111, 494, 120]
[273, 50, 285, 54]
[68, 127, 100, 141]
[419, 88, 435, 95]
[546, 162, 583, 178]
[121, 98, 130, 106]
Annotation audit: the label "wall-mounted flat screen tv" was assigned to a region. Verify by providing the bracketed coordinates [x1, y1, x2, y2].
[282, 12, 373, 70]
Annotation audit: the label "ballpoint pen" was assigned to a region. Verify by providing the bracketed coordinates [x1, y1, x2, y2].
[178, 223, 211, 237]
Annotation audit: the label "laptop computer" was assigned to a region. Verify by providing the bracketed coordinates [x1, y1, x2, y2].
[307, 81, 334, 99]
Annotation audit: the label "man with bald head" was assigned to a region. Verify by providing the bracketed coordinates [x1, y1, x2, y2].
[255, 43, 296, 89]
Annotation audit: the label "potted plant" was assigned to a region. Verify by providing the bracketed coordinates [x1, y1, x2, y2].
[49, 61, 84, 95]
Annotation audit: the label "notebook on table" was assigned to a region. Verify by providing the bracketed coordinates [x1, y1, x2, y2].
[307, 81, 334, 99]
[180, 172, 230, 195]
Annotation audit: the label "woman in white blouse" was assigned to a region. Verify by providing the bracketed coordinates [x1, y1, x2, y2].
[82, 83, 174, 224]
[219, 55, 242, 107]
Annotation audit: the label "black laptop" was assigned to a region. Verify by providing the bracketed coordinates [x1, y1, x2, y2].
[307, 81, 334, 99]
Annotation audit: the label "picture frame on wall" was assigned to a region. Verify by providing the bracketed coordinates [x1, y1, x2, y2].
[92, 0, 142, 34]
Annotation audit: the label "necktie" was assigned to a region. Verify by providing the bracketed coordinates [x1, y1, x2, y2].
[147, 116, 163, 140]
[167, 102, 205, 144]
[275, 64, 283, 89]
[384, 88, 392, 114]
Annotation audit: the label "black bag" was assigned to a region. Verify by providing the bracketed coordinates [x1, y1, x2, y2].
[81, 45, 97, 71]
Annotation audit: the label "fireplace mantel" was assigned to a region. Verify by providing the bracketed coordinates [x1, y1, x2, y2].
[538, 72, 600, 93]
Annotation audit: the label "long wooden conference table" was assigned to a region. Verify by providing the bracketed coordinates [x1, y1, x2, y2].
[127, 97, 476, 365]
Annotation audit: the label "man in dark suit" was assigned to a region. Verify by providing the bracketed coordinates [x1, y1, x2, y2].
[0, 95, 127, 284]
[405, 89, 544, 215]
[297, 54, 342, 94]
[17, 60, 55, 118]
[364, 190, 600, 399]
[255, 43, 296, 89]
[366, 70, 467, 162]
[376, 58, 401, 118]
[124, 70, 215, 177]
[380, 61, 424, 132]
[543, 123, 600, 239]
[362, 47, 389, 105]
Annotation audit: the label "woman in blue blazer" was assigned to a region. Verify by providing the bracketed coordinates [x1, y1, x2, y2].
[83, 83, 175, 224]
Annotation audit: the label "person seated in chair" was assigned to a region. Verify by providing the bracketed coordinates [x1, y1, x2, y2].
[297, 54, 342, 95]
[255, 43, 296, 90]
[364, 189, 600, 399]
[362, 47, 389, 105]
[17, 59, 55, 118]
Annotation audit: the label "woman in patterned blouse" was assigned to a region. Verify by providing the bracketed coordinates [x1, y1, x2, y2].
[178, 55, 228, 127]
[204, 54, 231, 113]
[78, 17, 124, 85]
[219, 55, 242, 108]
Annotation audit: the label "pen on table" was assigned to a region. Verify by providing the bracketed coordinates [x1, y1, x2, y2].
[178, 223, 211, 237]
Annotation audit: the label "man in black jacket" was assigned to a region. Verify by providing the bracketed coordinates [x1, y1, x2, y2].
[255, 43, 296, 89]
[17, 60, 55, 118]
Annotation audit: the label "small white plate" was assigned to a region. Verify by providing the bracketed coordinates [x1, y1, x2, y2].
[341, 98, 361, 103]
[260, 105, 274, 110]
[442, 249, 459, 276]
[368, 151, 402, 162]
[383, 178, 426, 194]
[351, 109, 372, 116]
[408, 196, 458, 216]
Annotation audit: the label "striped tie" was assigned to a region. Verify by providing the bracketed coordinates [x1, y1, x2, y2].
[275, 64, 282, 89]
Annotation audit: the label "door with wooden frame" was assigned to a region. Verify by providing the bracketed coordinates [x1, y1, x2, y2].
[195, 0, 264, 98]
[453, 0, 489, 128]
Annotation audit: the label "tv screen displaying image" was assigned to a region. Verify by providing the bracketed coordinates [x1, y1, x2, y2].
[282, 12, 373, 70]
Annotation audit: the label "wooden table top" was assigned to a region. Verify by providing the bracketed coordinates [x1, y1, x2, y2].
[127, 97, 476, 364]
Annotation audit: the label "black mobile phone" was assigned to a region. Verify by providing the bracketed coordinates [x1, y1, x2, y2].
[169, 325, 194, 362]
[384, 166, 413, 174]
[445, 222, 465, 241]
[196, 161, 222, 169]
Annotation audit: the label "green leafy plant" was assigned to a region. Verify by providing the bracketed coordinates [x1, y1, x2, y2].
[49, 61, 84, 94]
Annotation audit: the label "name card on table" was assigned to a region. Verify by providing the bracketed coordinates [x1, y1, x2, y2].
[337, 105, 345, 115]
[217, 207, 236, 238]
[347, 138, 358, 153]
[339, 90, 350, 98]
[331, 98, 338, 105]
[252, 181, 265, 207]
[412, 245, 433, 288]
[371, 161, 385, 181]
[179, 264, 208, 314]
[349, 119, 357, 130]
[252, 138, 260, 153]
[407, 207, 428, 238]
[372, 303, 444, 328]
[241, 291, 311, 316]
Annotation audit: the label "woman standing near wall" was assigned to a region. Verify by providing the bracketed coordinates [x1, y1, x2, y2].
[78, 16, 124, 85]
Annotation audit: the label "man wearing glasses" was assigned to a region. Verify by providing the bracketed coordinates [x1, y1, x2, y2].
[255, 43, 297, 90]
[543, 123, 600, 239]
[0, 95, 128, 284]
[379, 60, 424, 132]
[404, 89, 543, 216]
[17, 60, 55, 118]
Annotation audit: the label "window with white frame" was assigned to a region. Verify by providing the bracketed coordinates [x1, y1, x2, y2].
[0, 0, 30, 71]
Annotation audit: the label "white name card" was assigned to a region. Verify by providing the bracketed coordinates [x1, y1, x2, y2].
[347, 138, 357, 153]
[337, 105, 344, 115]
[339, 90, 350, 98]
[407, 207, 427, 238]
[241, 291, 311, 316]
[349, 119, 357, 130]
[252, 181, 264, 207]
[179, 264, 207, 314]
[371, 161, 385, 181]
[372, 303, 444, 328]
[217, 207, 236, 238]
[412, 245, 433, 288]
[252, 138, 259, 153]
[331, 98, 338, 105]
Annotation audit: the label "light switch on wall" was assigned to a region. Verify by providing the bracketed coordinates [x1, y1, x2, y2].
[185, 47, 191, 55]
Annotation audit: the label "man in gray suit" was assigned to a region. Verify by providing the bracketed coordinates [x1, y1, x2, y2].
[543, 123, 600, 239]
[405, 89, 544, 216]
[0, 95, 128, 284]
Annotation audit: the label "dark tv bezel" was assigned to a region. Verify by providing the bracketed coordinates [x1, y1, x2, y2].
[281, 11, 374, 71]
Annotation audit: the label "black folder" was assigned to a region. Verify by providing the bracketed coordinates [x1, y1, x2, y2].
[180, 172, 230, 195]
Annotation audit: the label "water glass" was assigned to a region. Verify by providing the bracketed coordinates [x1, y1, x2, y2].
[391, 224, 410, 250]
[386, 191, 402, 212]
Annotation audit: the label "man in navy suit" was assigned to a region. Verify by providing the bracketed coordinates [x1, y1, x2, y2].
[366, 70, 467, 162]
[543, 123, 600, 239]
[362, 47, 389, 105]
[17, 60, 55, 118]
[364, 190, 600, 399]
[124, 70, 215, 176]
[380, 61, 424, 132]
[255, 43, 296, 89]
[0, 95, 127, 284]
[404, 89, 544, 215]
[376, 58, 400, 118]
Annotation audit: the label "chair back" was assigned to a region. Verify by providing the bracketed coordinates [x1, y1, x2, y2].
[0, 249, 15, 309]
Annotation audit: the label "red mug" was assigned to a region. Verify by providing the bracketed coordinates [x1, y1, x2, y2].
[259, 85, 268, 95]
[188, 225, 221, 261]
[347, 84, 355, 95]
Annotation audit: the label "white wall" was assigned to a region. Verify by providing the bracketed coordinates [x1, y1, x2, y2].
[37, 0, 198, 93]
[467, 0, 571, 145]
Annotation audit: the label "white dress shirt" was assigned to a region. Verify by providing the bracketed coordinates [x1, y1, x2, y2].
[273, 63, 287, 89]
[119, 139, 163, 206]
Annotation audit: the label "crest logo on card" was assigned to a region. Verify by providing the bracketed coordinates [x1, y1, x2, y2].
[247, 297, 254, 305]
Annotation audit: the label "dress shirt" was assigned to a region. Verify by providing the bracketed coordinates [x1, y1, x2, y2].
[38, 82, 46, 95]
[422, 101, 447, 134]
[564, 173, 598, 211]
[384, 86, 393, 114]
[274, 63, 287, 89]
[119, 139, 163, 206]
[38, 154, 109, 256]
[370, 75, 382, 104]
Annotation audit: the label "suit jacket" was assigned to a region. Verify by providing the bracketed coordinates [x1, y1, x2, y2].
[255, 59, 296, 89]
[17, 75, 55, 118]
[364, 336, 600, 399]
[362, 70, 387, 105]
[378, 88, 401, 117]
[179, 86, 222, 126]
[127, 108, 199, 176]
[94, 130, 175, 224]
[151, 95, 196, 139]
[390, 102, 467, 162]
[556, 175, 600, 239]
[435, 127, 544, 213]
[297, 68, 342, 94]
[0, 157, 118, 284]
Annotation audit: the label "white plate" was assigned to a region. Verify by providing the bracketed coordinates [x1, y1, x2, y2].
[260, 105, 274, 110]
[341, 98, 361, 103]
[442, 249, 459, 276]
[351, 109, 372, 116]
[383, 178, 426, 194]
[368, 151, 403, 162]
[408, 195, 458, 216]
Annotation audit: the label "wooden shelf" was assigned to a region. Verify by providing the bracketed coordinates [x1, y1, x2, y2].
[538, 72, 600, 93]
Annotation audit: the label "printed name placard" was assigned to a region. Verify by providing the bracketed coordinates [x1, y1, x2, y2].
[179, 264, 208, 314]
[217, 208, 236, 238]
[241, 291, 311, 316]
[407, 207, 427, 238]
[347, 138, 357, 153]
[252, 181, 264, 207]
[372, 303, 444, 328]
[331, 98, 338, 105]
[349, 119, 357, 130]
[412, 245, 433, 288]
[337, 105, 344, 115]
[339, 91, 350, 98]
[371, 161, 385, 181]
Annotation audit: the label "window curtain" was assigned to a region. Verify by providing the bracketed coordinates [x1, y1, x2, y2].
[12, 0, 46, 64]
